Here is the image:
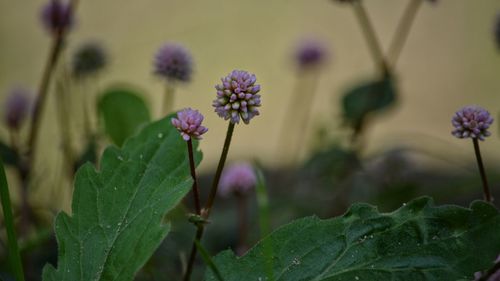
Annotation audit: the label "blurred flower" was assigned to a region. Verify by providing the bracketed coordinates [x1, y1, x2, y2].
[494, 13, 500, 49]
[72, 42, 107, 78]
[213, 70, 261, 124]
[154, 43, 193, 82]
[219, 163, 256, 197]
[171, 108, 208, 141]
[295, 38, 328, 69]
[451, 106, 493, 141]
[4, 87, 31, 130]
[40, 0, 73, 35]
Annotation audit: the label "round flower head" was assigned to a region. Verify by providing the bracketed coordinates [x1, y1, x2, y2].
[72, 42, 107, 78]
[40, 0, 73, 35]
[171, 108, 208, 141]
[154, 43, 193, 82]
[4, 87, 31, 130]
[295, 38, 328, 69]
[219, 163, 256, 197]
[451, 105, 493, 141]
[213, 70, 261, 124]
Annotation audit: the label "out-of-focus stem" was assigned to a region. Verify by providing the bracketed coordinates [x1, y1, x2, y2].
[387, 0, 423, 67]
[352, 1, 388, 74]
[27, 0, 79, 161]
[162, 82, 176, 116]
[278, 69, 320, 165]
[183, 122, 235, 281]
[472, 138, 492, 202]
[55, 73, 75, 178]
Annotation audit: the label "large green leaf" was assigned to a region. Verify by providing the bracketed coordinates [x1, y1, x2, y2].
[206, 197, 500, 281]
[98, 86, 151, 146]
[42, 115, 201, 281]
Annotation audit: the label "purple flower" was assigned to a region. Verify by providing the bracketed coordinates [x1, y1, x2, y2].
[171, 108, 208, 141]
[40, 0, 73, 35]
[218, 163, 256, 197]
[154, 43, 193, 82]
[213, 70, 261, 124]
[72, 42, 107, 77]
[451, 106, 493, 141]
[494, 13, 500, 49]
[295, 38, 328, 69]
[4, 87, 31, 130]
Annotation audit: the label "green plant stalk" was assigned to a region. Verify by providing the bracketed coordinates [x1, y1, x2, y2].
[183, 122, 235, 281]
[55, 69, 76, 178]
[194, 240, 225, 281]
[162, 82, 176, 116]
[472, 138, 492, 202]
[0, 159, 25, 281]
[352, 1, 388, 74]
[387, 0, 423, 67]
[254, 166, 274, 281]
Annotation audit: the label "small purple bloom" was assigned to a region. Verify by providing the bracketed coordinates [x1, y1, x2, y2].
[154, 43, 193, 82]
[295, 38, 328, 69]
[40, 0, 73, 35]
[72, 42, 107, 77]
[219, 163, 256, 197]
[213, 70, 261, 124]
[451, 106, 493, 141]
[4, 87, 31, 130]
[171, 108, 208, 141]
[494, 13, 500, 49]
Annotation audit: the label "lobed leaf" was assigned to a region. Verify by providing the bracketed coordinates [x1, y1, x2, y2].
[42, 115, 201, 281]
[206, 197, 500, 281]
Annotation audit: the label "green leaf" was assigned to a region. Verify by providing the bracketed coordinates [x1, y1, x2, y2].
[98, 86, 151, 146]
[42, 115, 201, 281]
[206, 197, 500, 281]
[342, 76, 396, 128]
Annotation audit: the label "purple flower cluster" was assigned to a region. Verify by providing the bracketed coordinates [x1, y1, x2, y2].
[4, 87, 31, 130]
[451, 106, 493, 141]
[171, 108, 208, 141]
[295, 39, 328, 69]
[218, 163, 256, 197]
[154, 43, 193, 82]
[40, 0, 73, 34]
[213, 70, 261, 124]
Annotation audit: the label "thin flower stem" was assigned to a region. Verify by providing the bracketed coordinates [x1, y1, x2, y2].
[352, 1, 388, 74]
[27, 0, 79, 166]
[472, 138, 492, 202]
[187, 139, 201, 215]
[387, 0, 423, 67]
[278, 69, 320, 165]
[204, 122, 235, 218]
[183, 122, 235, 281]
[0, 158, 25, 281]
[162, 82, 176, 116]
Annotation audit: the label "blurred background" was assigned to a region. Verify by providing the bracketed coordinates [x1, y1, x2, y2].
[1, 0, 500, 280]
